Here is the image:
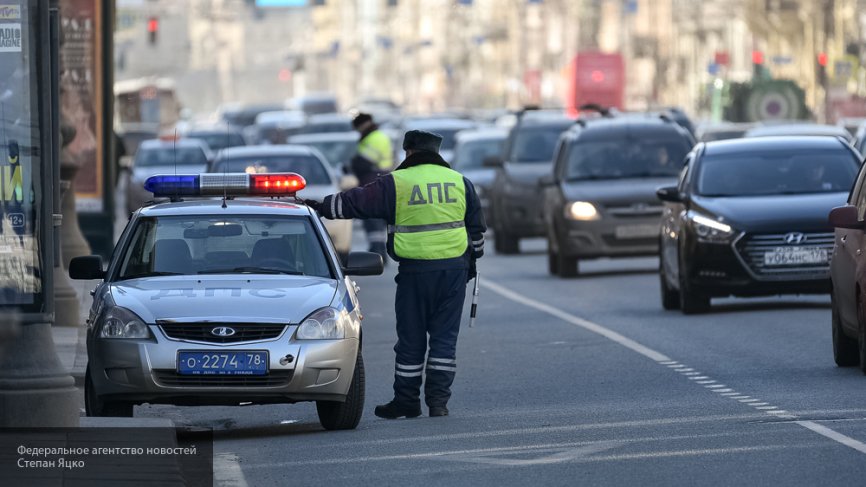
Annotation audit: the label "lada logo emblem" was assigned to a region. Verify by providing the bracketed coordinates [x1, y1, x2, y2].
[784, 232, 807, 245]
[211, 327, 236, 337]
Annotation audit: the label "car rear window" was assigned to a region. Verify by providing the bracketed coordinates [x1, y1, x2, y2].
[135, 147, 208, 167]
[565, 138, 691, 180]
[510, 123, 572, 163]
[210, 155, 332, 185]
[453, 138, 505, 169]
[696, 148, 859, 197]
[187, 132, 246, 152]
[117, 215, 332, 279]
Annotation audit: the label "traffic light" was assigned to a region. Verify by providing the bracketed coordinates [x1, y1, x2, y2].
[816, 52, 828, 87]
[147, 17, 158, 45]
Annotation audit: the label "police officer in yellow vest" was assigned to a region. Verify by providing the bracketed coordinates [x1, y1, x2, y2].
[350, 113, 393, 260]
[307, 130, 486, 418]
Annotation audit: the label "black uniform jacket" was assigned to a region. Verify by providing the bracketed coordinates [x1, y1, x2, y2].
[320, 151, 487, 273]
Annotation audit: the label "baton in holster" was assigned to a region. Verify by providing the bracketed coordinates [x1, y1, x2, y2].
[469, 272, 480, 328]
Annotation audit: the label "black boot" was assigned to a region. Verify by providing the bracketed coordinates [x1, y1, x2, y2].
[374, 401, 421, 419]
[429, 406, 449, 417]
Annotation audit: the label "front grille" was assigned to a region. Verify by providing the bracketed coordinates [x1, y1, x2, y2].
[159, 323, 287, 344]
[735, 231, 834, 280]
[601, 235, 657, 248]
[607, 204, 664, 219]
[153, 370, 294, 387]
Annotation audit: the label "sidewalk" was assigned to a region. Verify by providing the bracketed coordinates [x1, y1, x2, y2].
[53, 278, 97, 386]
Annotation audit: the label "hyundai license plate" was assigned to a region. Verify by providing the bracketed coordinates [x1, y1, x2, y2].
[177, 351, 268, 375]
[763, 247, 828, 267]
[614, 224, 658, 239]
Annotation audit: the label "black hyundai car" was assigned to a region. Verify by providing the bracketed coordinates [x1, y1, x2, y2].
[657, 136, 859, 314]
[485, 110, 574, 254]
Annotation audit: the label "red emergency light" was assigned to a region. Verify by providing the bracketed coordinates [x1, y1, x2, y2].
[250, 174, 305, 194]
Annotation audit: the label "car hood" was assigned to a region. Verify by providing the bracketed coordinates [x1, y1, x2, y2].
[109, 275, 338, 324]
[561, 177, 676, 206]
[690, 192, 847, 233]
[461, 168, 496, 189]
[503, 162, 552, 183]
[132, 165, 209, 183]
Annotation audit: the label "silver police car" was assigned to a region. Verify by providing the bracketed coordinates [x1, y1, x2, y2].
[69, 172, 383, 430]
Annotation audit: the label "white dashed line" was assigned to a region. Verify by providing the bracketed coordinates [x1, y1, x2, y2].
[713, 389, 735, 393]
[483, 280, 866, 457]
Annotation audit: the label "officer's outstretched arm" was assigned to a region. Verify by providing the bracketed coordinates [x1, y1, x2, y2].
[464, 177, 487, 259]
[320, 175, 395, 221]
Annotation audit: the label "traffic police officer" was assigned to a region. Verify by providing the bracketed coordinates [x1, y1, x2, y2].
[351, 113, 393, 261]
[307, 130, 486, 418]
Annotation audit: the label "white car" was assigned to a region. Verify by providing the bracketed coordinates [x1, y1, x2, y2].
[209, 145, 353, 257]
[125, 138, 212, 214]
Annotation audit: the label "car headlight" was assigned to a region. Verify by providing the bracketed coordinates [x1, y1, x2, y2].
[100, 307, 150, 339]
[688, 211, 735, 243]
[296, 307, 347, 340]
[565, 201, 600, 221]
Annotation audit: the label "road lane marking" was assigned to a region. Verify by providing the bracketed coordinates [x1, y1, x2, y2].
[483, 279, 866, 457]
[214, 453, 248, 487]
[689, 376, 709, 380]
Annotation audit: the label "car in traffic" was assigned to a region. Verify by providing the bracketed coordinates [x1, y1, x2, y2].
[287, 132, 360, 189]
[450, 128, 508, 225]
[210, 145, 353, 258]
[485, 110, 574, 254]
[542, 115, 694, 277]
[695, 122, 753, 142]
[298, 114, 353, 135]
[251, 110, 307, 145]
[745, 122, 853, 142]
[658, 136, 860, 313]
[69, 172, 383, 429]
[398, 117, 478, 162]
[183, 124, 247, 153]
[124, 137, 211, 214]
[286, 93, 340, 116]
[827, 163, 866, 372]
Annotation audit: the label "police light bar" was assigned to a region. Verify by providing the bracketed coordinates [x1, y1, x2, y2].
[144, 173, 307, 198]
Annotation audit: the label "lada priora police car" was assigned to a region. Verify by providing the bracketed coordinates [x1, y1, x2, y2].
[69, 173, 383, 430]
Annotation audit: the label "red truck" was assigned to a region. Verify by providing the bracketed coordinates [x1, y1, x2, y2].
[564, 52, 625, 117]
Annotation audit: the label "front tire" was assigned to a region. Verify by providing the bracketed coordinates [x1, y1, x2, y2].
[494, 231, 520, 255]
[316, 351, 365, 430]
[555, 253, 579, 278]
[832, 294, 858, 367]
[678, 266, 709, 315]
[660, 264, 680, 311]
[85, 368, 133, 417]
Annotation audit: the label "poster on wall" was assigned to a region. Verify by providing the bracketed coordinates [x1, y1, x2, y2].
[60, 0, 103, 212]
[0, 0, 44, 310]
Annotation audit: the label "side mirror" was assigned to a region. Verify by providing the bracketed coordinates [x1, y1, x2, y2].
[538, 174, 556, 187]
[69, 255, 105, 280]
[482, 155, 504, 168]
[656, 185, 683, 203]
[829, 205, 863, 230]
[119, 155, 134, 170]
[342, 251, 384, 276]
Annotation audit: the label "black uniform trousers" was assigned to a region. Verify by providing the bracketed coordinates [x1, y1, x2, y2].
[393, 267, 468, 408]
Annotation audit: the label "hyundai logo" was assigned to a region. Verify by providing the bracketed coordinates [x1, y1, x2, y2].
[784, 232, 807, 245]
[211, 326, 236, 337]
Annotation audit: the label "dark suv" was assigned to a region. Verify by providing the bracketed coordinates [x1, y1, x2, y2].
[541, 115, 695, 277]
[486, 110, 574, 254]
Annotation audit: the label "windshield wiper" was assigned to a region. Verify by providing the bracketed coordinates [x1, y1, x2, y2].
[198, 267, 303, 275]
[119, 271, 184, 280]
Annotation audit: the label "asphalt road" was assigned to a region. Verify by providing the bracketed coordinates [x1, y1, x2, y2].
[134, 236, 866, 486]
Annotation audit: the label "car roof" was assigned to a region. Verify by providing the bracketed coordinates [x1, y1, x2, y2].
[139, 198, 312, 217]
[404, 118, 477, 130]
[744, 123, 849, 138]
[455, 128, 508, 143]
[307, 113, 352, 123]
[288, 132, 359, 143]
[703, 135, 848, 156]
[215, 144, 317, 159]
[139, 138, 210, 150]
[566, 116, 687, 138]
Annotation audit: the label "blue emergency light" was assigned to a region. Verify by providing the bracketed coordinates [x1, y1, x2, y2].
[144, 173, 307, 198]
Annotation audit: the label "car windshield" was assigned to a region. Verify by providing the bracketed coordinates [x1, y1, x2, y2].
[696, 149, 859, 197]
[565, 138, 691, 180]
[117, 215, 332, 279]
[210, 155, 332, 185]
[187, 133, 245, 152]
[453, 138, 505, 169]
[300, 141, 356, 168]
[135, 147, 208, 167]
[511, 124, 572, 163]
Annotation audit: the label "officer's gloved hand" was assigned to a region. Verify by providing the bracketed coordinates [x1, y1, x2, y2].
[304, 199, 322, 213]
[467, 258, 477, 283]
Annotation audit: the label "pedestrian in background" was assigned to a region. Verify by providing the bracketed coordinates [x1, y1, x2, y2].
[350, 113, 393, 262]
[307, 130, 486, 418]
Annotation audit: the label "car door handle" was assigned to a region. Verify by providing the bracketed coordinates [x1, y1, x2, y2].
[858, 249, 862, 256]
[841, 235, 847, 246]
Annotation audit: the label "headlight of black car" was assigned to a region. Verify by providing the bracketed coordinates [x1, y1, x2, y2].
[686, 211, 736, 243]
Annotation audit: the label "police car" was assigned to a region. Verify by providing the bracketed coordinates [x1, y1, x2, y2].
[69, 173, 383, 430]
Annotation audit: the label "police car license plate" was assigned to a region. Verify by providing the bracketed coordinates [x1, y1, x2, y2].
[614, 224, 658, 239]
[763, 247, 828, 267]
[177, 351, 268, 375]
